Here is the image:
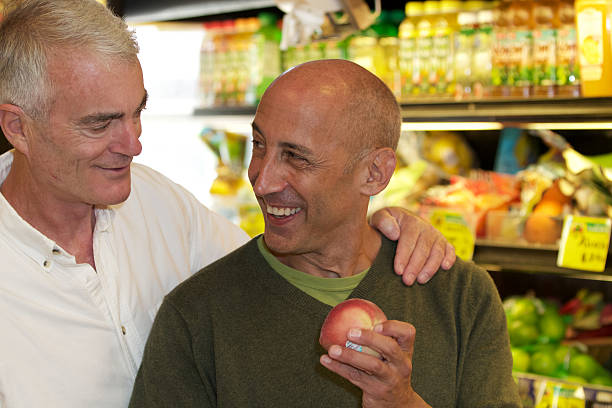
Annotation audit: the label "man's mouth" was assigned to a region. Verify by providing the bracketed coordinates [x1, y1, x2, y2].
[266, 205, 302, 218]
[98, 161, 132, 171]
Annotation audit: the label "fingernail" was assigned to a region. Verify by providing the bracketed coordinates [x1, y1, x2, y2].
[348, 328, 361, 339]
[443, 260, 451, 269]
[374, 324, 383, 333]
[329, 345, 342, 357]
[321, 355, 332, 364]
[396, 264, 404, 275]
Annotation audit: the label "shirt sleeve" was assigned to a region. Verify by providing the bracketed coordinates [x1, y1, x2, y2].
[130, 163, 250, 274]
[188, 199, 250, 273]
[457, 268, 522, 407]
[129, 299, 216, 408]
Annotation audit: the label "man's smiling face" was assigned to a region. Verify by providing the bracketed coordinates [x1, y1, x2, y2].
[248, 75, 363, 256]
[24, 51, 147, 207]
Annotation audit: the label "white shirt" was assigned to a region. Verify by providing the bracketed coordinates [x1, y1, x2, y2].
[0, 151, 249, 408]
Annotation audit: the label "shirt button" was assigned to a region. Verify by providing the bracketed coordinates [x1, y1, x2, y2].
[52, 248, 60, 255]
[43, 260, 50, 268]
[121, 326, 126, 335]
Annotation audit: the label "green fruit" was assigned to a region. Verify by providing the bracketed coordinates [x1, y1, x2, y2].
[554, 345, 578, 370]
[503, 296, 519, 313]
[510, 298, 539, 325]
[509, 320, 539, 347]
[569, 354, 602, 381]
[590, 376, 612, 386]
[531, 350, 559, 377]
[539, 313, 566, 343]
[512, 348, 531, 372]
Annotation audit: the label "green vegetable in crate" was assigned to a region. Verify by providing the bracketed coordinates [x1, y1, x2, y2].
[509, 320, 540, 347]
[531, 350, 559, 377]
[554, 344, 579, 370]
[569, 353, 604, 382]
[511, 348, 531, 372]
[507, 297, 539, 326]
[539, 312, 567, 343]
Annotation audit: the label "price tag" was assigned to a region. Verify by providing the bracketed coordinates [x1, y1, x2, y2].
[429, 209, 475, 261]
[557, 215, 611, 272]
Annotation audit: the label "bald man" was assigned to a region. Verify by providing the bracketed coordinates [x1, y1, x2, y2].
[129, 60, 520, 407]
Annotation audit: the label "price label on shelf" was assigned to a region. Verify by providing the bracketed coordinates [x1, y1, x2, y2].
[429, 209, 475, 261]
[557, 215, 611, 272]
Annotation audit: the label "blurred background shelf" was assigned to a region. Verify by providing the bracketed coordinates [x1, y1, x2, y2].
[398, 97, 612, 123]
[193, 97, 612, 124]
[475, 241, 612, 282]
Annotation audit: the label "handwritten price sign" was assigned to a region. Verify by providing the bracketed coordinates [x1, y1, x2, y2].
[557, 216, 611, 272]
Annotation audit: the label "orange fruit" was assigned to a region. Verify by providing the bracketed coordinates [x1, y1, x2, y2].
[533, 200, 563, 216]
[541, 180, 572, 206]
[524, 213, 562, 244]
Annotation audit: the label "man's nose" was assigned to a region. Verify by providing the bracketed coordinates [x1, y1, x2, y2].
[112, 118, 142, 157]
[251, 155, 286, 196]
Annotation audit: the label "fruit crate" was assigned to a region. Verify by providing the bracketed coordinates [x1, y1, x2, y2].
[514, 372, 612, 407]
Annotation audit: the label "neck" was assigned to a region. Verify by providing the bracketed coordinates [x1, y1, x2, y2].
[277, 223, 382, 278]
[1, 154, 96, 267]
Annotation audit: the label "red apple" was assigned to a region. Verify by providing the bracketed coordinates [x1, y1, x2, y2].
[319, 298, 387, 358]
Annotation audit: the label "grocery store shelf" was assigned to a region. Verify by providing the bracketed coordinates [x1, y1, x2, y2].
[475, 241, 612, 282]
[399, 96, 612, 123]
[194, 106, 257, 116]
[194, 97, 612, 125]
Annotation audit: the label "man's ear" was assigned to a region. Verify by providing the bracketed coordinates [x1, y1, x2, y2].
[360, 147, 397, 197]
[0, 104, 29, 155]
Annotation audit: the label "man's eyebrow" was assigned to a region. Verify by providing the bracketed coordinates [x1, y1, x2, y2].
[138, 90, 148, 112]
[280, 141, 314, 157]
[76, 90, 148, 126]
[251, 121, 314, 156]
[76, 112, 123, 126]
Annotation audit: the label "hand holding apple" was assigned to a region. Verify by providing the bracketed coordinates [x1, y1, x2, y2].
[319, 298, 387, 358]
[319, 300, 428, 406]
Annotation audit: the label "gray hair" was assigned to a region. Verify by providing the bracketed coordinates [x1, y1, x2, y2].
[0, 0, 139, 120]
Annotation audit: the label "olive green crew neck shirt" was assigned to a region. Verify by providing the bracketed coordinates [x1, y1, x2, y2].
[256, 236, 368, 306]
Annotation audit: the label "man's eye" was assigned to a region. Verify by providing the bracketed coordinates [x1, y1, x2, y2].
[251, 139, 264, 149]
[92, 122, 111, 132]
[285, 151, 308, 164]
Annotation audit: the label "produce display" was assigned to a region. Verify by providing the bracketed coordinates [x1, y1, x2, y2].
[504, 291, 612, 387]
[369, 129, 611, 250]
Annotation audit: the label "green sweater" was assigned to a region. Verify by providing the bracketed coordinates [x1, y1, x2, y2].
[130, 237, 521, 407]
